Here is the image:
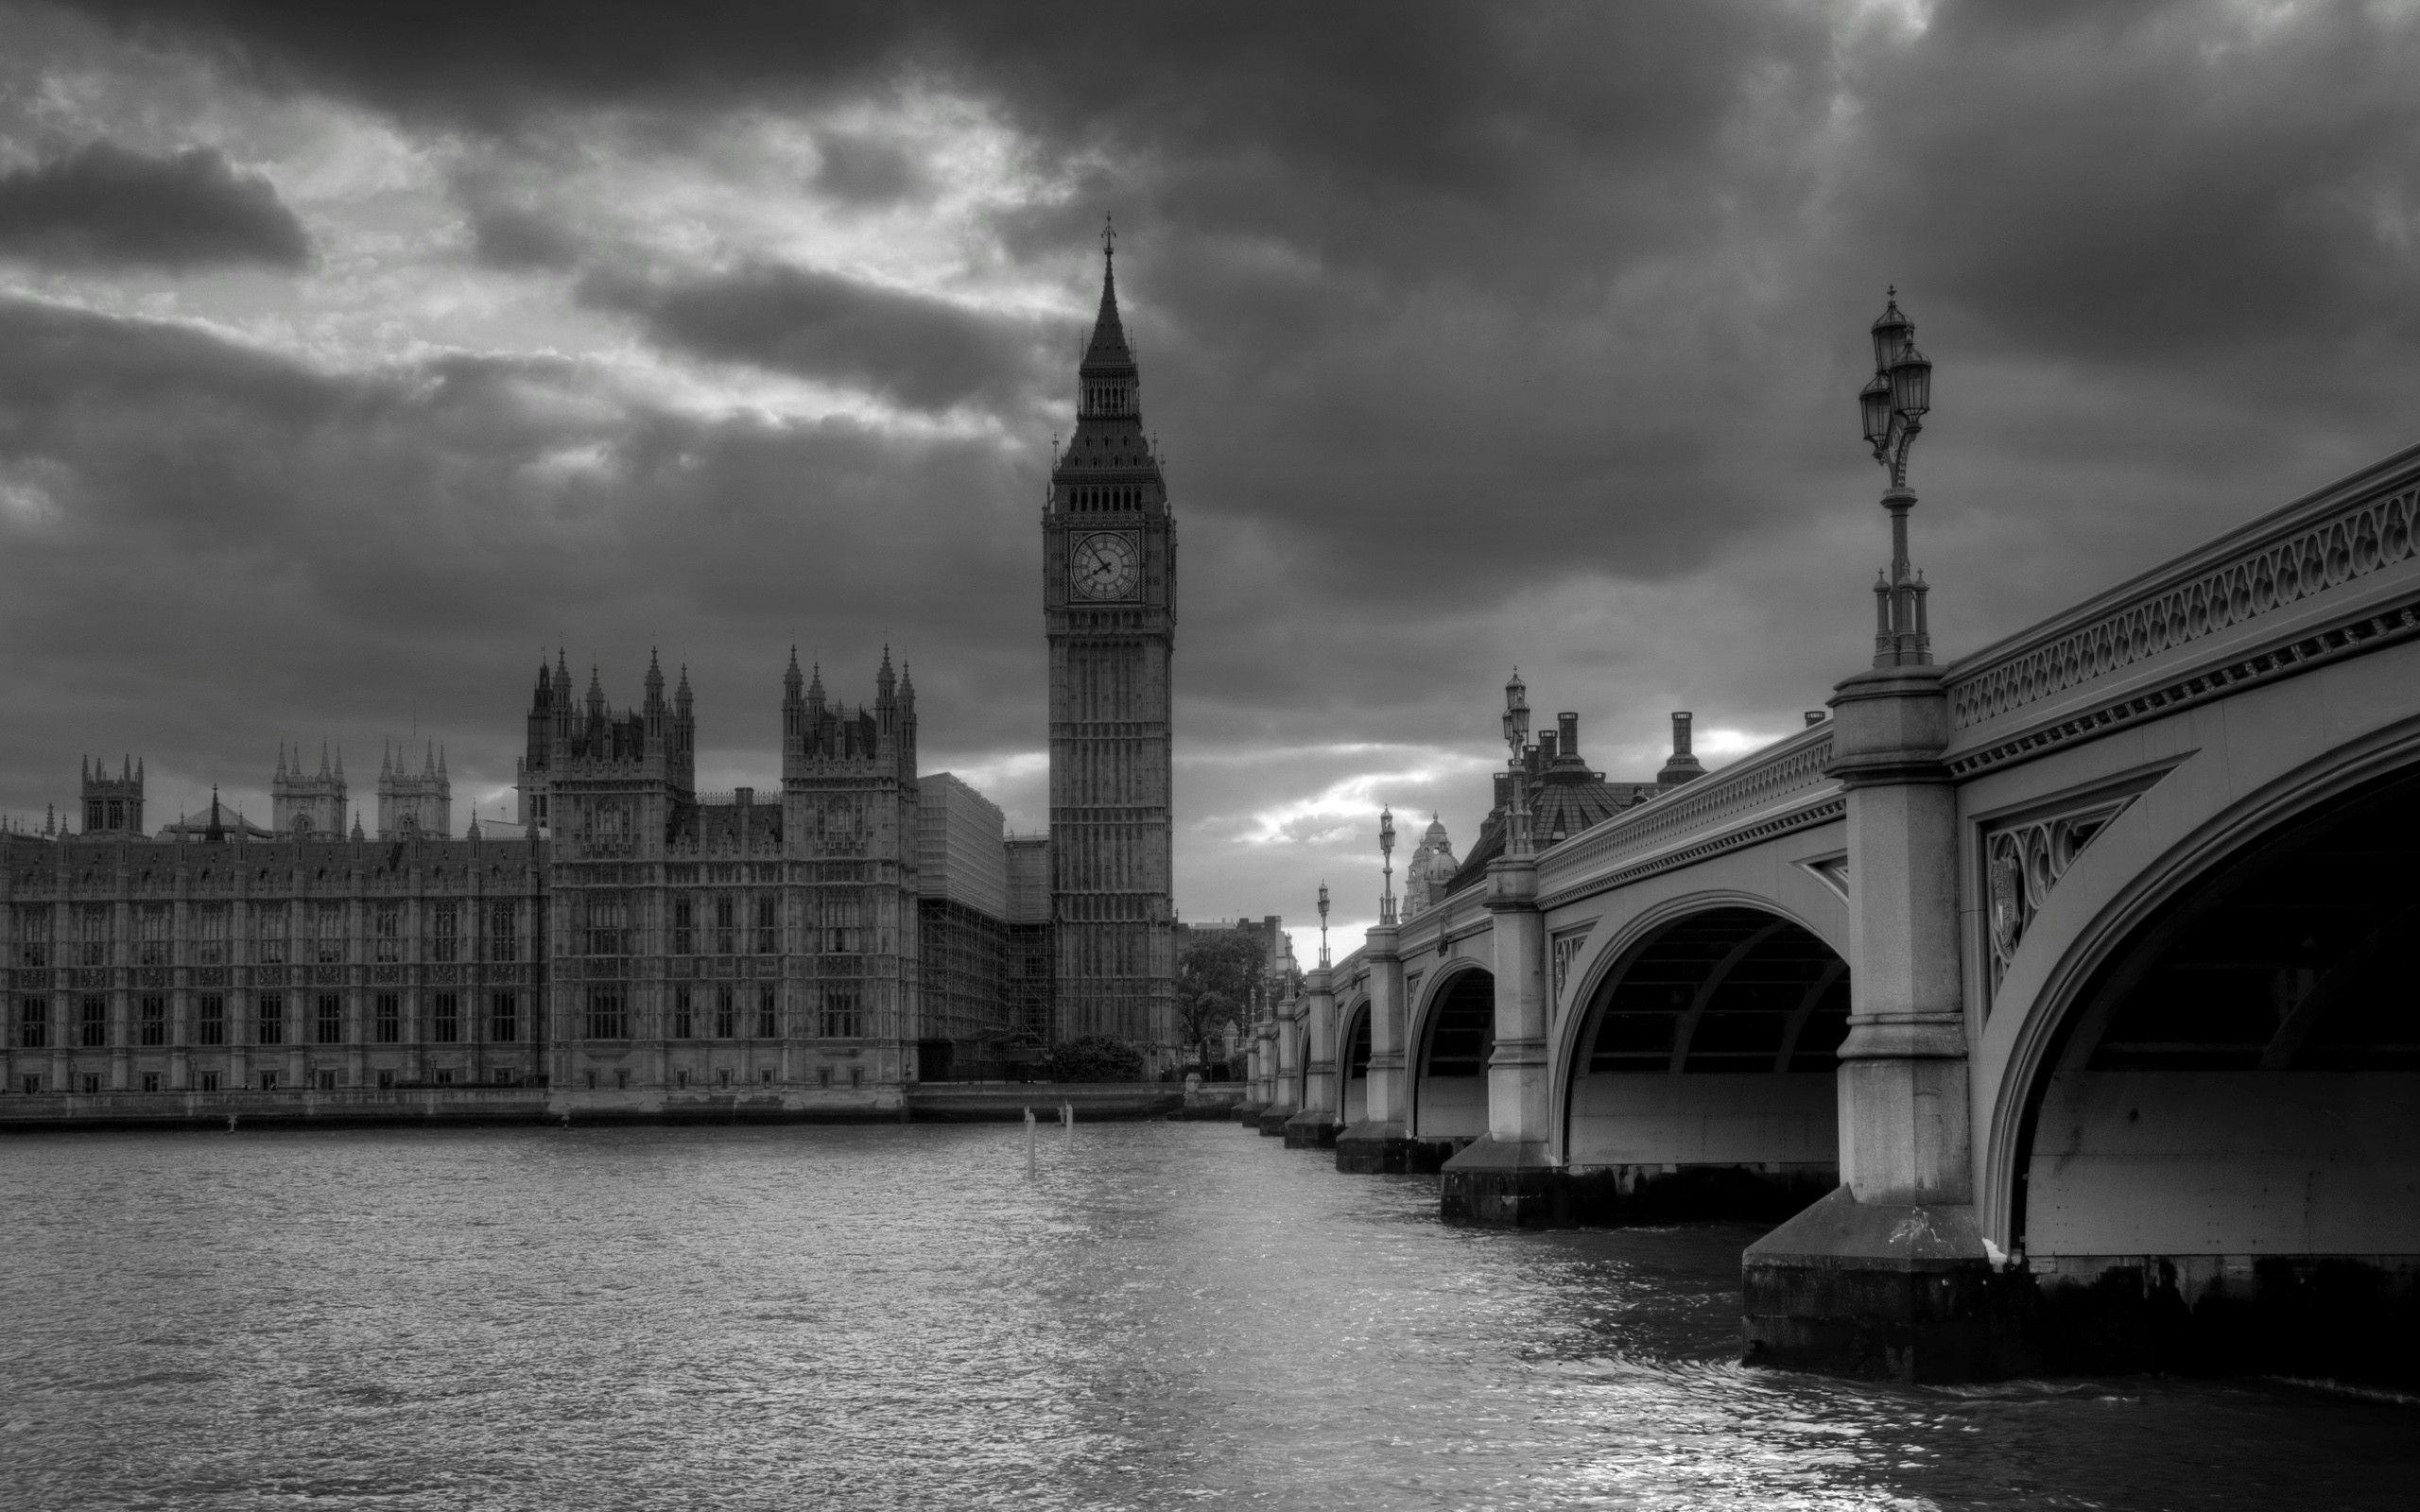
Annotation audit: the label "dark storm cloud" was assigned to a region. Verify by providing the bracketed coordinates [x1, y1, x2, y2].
[52, 1, 1853, 590]
[51, 1, 2420, 687]
[813, 129, 928, 206]
[462, 197, 581, 270]
[21, 1, 2420, 903]
[0, 141, 310, 269]
[1836, 4, 2420, 385]
[70, 0, 913, 129]
[0, 295, 1046, 821]
[581, 263, 1057, 414]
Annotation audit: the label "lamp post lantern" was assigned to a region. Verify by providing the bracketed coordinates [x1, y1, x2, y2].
[1861, 287, 1936, 667]
[1501, 668, 1531, 856]
[1317, 880, 1330, 968]
[1378, 805, 1397, 925]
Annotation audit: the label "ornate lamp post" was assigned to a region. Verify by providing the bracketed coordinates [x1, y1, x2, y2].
[1317, 881, 1331, 968]
[1378, 805, 1397, 925]
[1860, 288, 1936, 667]
[1500, 668, 1531, 855]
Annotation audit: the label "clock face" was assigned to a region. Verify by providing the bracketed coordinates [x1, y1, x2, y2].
[1071, 531, 1141, 600]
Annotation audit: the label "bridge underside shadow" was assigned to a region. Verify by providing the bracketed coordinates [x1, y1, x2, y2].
[1407, 969, 1494, 1174]
[1565, 907, 1848, 1224]
[2014, 765, 2420, 1384]
[1340, 1005, 1371, 1126]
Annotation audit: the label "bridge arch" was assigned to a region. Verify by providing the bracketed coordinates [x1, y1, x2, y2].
[1409, 962, 1495, 1144]
[1989, 731, 2420, 1375]
[1556, 888, 1849, 1069]
[1337, 994, 1373, 1125]
[1555, 899, 1850, 1220]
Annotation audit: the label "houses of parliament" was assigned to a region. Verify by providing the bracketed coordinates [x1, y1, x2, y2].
[0, 244, 1176, 1116]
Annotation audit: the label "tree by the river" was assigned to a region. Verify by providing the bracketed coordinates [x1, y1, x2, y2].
[1175, 929, 1269, 1070]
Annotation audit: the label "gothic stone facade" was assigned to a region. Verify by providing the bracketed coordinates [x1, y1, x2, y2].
[519, 649, 924, 1104]
[0, 653, 945, 1116]
[2, 818, 546, 1102]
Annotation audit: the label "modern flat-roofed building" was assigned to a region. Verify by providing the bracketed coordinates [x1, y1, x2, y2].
[915, 774, 1014, 1076]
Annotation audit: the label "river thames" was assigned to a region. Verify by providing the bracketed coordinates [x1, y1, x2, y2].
[4, 1122, 2411, 1510]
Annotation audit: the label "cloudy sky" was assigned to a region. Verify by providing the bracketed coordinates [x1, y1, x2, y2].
[3, 1, 2417, 955]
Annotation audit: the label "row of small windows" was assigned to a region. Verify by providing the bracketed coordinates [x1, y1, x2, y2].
[15, 992, 522, 1048]
[583, 1065, 866, 1091]
[21, 1067, 519, 1094]
[590, 894, 867, 956]
[582, 987, 863, 1040]
[9, 902, 521, 968]
[1067, 486, 1145, 514]
[1083, 383, 1133, 414]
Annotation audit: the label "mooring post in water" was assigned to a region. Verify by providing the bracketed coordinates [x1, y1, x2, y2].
[1025, 1107, 1037, 1178]
[226, 1114, 236, 1134]
[1063, 1100, 1075, 1145]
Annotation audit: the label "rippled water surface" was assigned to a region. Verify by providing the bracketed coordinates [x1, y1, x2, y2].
[5, 1123, 2412, 1510]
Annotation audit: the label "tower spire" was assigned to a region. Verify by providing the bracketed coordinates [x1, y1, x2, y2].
[1081, 222, 1133, 375]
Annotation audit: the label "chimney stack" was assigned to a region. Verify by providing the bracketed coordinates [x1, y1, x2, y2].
[1557, 712, 1580, 761]
[1655, 710, 1706, 787]
[1805, 710, 1827, 727]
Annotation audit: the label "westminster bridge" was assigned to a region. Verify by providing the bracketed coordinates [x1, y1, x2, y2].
[1237, 436, 2420, 1385]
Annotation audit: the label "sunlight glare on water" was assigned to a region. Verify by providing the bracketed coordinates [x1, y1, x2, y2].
[4, 1123, 2412, 1510]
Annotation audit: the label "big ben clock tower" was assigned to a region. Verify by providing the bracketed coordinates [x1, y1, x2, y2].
[1045, 224, 1175, 1056]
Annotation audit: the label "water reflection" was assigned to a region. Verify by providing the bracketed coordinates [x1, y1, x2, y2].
[4, 1124, 2410, 1510]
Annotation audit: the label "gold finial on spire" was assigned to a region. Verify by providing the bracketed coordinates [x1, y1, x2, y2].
[1101, 213, 1115, 260]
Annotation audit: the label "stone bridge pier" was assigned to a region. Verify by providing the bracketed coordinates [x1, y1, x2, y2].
[1438, 852, 1561, 1224]
[1256, 983, 1302, 1135]
[1284, 967, 1343, 1147]
[1738, 658, 2008, 1378]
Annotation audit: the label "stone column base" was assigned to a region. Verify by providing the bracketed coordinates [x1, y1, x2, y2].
[1439, 1135, 1570, 1228]
[1255, 1102, 1299, 1136]
[1281, 1108, 1342, 1149]
[1740, 1187, 2034, 1383]
[1334, 1120, 1439, 1174]
[1230, 1099, 1268, 1124]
